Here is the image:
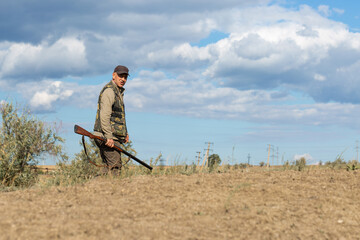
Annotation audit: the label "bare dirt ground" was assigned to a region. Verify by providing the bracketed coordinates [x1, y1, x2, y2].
[1, 168, 360, 239]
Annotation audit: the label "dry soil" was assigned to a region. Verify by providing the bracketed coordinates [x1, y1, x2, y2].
[1, 168, 360, 239]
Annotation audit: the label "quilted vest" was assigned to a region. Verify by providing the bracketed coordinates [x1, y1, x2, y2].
[94, 81, 127, 140]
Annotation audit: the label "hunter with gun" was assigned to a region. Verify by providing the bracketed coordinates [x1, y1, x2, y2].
[93, 65, 131, 174]
[74, 65, 152, 171]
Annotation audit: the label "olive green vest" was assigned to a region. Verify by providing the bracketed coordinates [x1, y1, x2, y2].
[94, 81, 127, 140]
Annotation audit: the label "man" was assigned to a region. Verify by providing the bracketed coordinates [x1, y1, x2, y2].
[93, 65, 130, 172]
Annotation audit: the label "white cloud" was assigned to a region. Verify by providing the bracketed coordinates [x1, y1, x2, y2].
[0, 37, 88, 80]
[29, 81, 74, 110]
[293, 153, 313, 163]
[1, 2, 360, 125]
[314, 73, 326, 81]
[333, 8, 345, 15]
[122, 70, 360, 127]
[142, 5, 360, 103]
[8, 68, 360, 130]
[16, 80, 100, 112]
[0, 4, 357, 99]
[318, 5, 331, 17]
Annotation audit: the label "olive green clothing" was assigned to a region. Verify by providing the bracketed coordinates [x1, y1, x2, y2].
[94, 138, 122, 170]
[93, 80, 127, 170]
[94, 80, 127, 142]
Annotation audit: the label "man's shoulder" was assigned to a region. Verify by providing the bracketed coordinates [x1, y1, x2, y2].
[101, 81, 114, 90]
[101, 87, 115, 97]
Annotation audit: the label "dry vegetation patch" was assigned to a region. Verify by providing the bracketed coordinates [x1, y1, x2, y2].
[1, 169, 360, 239]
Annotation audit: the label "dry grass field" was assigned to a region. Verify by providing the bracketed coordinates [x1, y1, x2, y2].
[1, 168, 360, 239]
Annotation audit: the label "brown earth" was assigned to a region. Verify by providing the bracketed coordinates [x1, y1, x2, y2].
[1, 168, 360, 239]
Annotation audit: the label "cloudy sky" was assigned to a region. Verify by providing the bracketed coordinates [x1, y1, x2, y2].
[1, 0, 360, 165]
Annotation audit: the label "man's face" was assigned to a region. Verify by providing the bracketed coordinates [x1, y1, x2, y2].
[113, 72, 128, 88]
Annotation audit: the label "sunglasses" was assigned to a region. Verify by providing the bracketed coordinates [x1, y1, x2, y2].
[117, 73, 128, 79]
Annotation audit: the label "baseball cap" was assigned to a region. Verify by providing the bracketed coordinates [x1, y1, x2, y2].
[114, 65, 129, 76]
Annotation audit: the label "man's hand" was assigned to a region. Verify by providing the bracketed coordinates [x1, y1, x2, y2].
[124, 134, 129, 143]
[105, 138, 115, 148]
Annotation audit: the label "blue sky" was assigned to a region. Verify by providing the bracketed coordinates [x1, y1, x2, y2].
[1, 0, 360, 165]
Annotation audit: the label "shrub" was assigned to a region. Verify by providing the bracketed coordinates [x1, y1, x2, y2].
[329, 156, 347, 169]
[208, 154, 221, 171]
[346, 160, 359, 171]
[282, 160, 290, 170]
[0, 101, 67, 188]
[49, 138, 142, 185]
[73, 139, 103, 167]
[239, 163, 249, 169]
[49, 158, 100, 186]
[295, 157, 306, 171]
[208, 154, 221, 166]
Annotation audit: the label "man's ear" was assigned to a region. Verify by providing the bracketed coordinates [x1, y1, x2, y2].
[112, 72, 117, 80]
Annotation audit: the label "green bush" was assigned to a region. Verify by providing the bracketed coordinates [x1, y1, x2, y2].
[207, 154, 221, 172]
[0, 101, 67, 188]
[346, 160, 360, 171]
[208, 154, 221, 167]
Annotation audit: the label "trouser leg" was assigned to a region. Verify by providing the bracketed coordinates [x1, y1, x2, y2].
[94, 139, 122, 171]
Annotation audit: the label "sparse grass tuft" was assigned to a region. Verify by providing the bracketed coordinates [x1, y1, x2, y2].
[295, 157, 306, 171]
[46, 159, 100, 186]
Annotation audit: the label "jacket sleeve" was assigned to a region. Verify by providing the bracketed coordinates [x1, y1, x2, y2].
[99, 88, 115, 140]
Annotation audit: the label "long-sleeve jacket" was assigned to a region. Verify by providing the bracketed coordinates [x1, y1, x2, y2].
[93, 80, 127, 141]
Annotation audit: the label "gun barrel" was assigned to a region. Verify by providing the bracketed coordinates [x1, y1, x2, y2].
[113, 143, 153, 170]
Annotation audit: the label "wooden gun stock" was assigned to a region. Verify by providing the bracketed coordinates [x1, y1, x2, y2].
[74, 125, 152, 171]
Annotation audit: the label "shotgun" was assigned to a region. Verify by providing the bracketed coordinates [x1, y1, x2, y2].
[74, 125, 152, 171]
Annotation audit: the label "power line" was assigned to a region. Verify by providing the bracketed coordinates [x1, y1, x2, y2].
[200, 142, 213, 169]
[195, 151, 201, 166]
[267, 144, 271, 168]
[356, 140, 359, 162]
[232, 145, 235, 164]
